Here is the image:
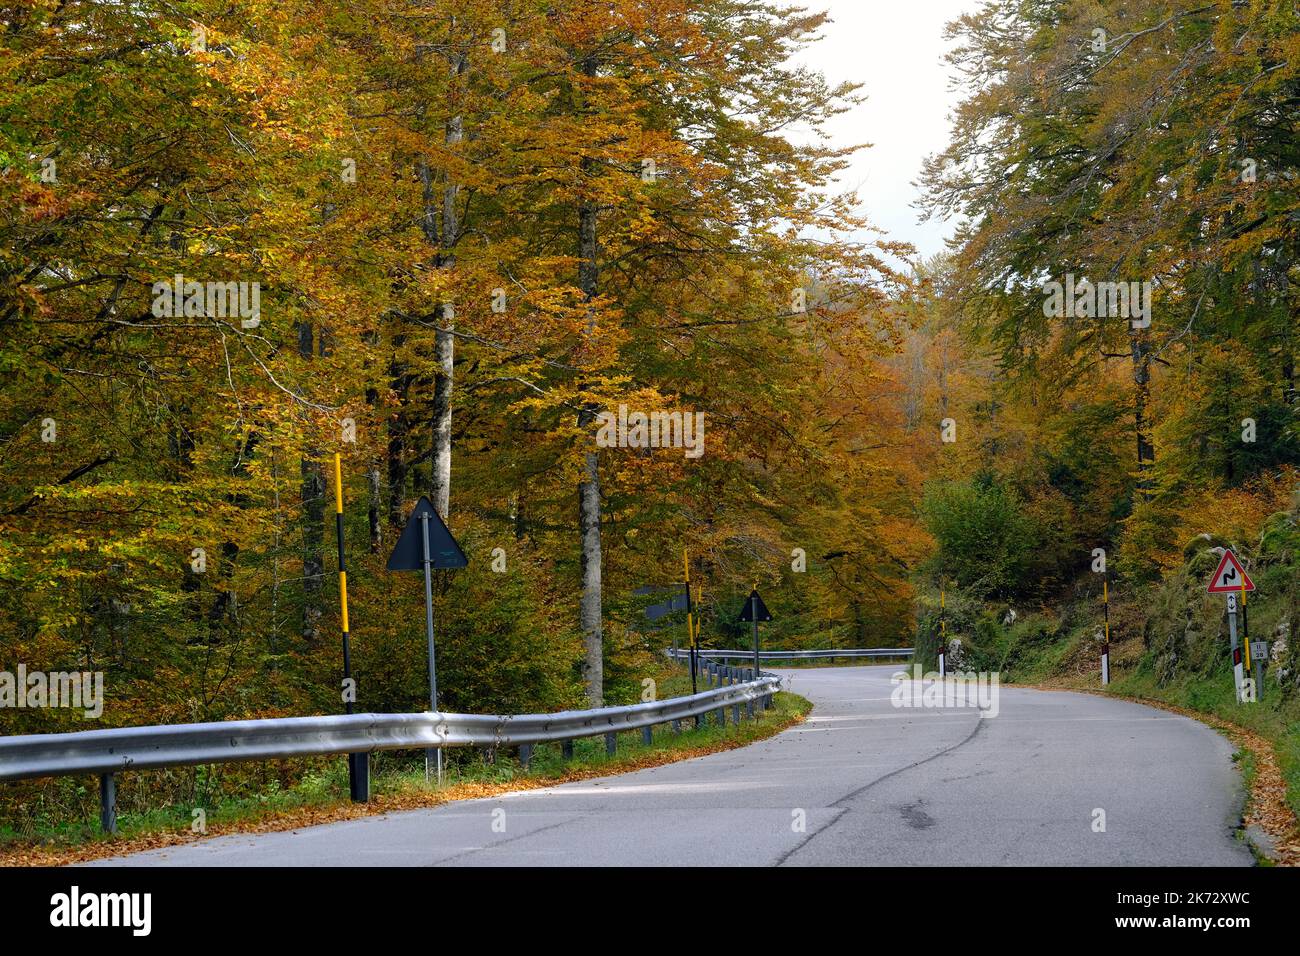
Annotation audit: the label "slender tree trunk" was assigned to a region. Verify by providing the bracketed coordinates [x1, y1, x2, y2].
[512, 491, 527, 541]
[1282, 250, 1296, 405]
[576, 51, 605, 705]
[1132, 332, 1154, 499]
[387, 349, 410, 530]
[431, 324, 454, 519]
[578, 430, 603, 705]
[363, 381, 382, 552]
[423, 46, 465, 521]
[367, 465, 382, 553]
[210, 429, 256, 632]
[298, 321, 324, 643]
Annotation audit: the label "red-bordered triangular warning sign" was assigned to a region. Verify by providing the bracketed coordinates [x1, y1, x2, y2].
[1207, 549, 1255, 593]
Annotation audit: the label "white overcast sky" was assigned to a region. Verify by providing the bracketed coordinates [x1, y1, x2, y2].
[789, 0, 980, 261]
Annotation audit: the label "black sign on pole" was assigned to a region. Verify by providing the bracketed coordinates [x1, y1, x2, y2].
[387, 496, 468, 571]
[644, 592, 689, 623]
[738, 588, 772, 681]
[738, 588, 771, 622]
[388, 496, 467, 783]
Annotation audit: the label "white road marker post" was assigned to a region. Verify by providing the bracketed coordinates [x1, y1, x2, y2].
[938, 582, 946, 679]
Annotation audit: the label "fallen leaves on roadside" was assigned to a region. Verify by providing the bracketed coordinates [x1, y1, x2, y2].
[1, 704, 808, 868]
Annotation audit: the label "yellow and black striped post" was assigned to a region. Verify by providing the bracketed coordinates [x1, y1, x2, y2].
[334, 453, 368, 802]
[1241, 582, 1258, 701]
[684, 549, 697, 698]
[1101, 577, 1110, 685]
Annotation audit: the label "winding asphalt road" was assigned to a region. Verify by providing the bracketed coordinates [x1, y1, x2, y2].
[91, 665, 1251, 866]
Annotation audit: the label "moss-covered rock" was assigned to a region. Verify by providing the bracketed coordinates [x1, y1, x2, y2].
[1258, 511, 1299, 565]
[1183, 531, 1233, 563]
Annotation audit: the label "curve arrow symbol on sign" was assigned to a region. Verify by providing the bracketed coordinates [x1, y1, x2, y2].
[1206, 549, 1255, 594]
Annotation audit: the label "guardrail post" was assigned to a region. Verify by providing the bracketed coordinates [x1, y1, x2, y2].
[349, 753, 370, 803]
[672, 718, 681, 733]
[99, 772, 117, 835]
[605, 732, 617, 756]
[519, 744, 533, 770]
[642, 725, 653, 746]
[562, 740, 574, 761]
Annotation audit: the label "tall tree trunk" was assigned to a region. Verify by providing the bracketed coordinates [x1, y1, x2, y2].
[431, 323, 453, 519]
[512, 490, 527, 541]
[576, 53, 604, 706]
[1282, 248, 1296, 406]
[387, 348, 410, 530]
[298, 321, 324, 643]
[424, 46, 465, 521]
[367, 465, 383, 553]
[578, 423, 603, 705]
[1132, 331, 1154, 499]
[364, 381, 383, 552]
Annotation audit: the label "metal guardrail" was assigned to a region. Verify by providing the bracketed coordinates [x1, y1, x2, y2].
[667, 647, 914, 662]
[0, 668, 779, 786]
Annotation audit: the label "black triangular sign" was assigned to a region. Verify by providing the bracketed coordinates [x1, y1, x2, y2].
[738, 589, 772, 622]
[387, 496, 469, 571]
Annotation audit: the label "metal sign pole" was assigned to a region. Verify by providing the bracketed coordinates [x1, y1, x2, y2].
[1227, 592, 1243, 703]
[421, 513, 442, 784]
[751, 592, 760, 679]
[386, 495, 465, 784]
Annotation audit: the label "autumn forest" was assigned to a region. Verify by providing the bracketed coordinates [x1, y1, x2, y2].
[2, 0, 1299, 835]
